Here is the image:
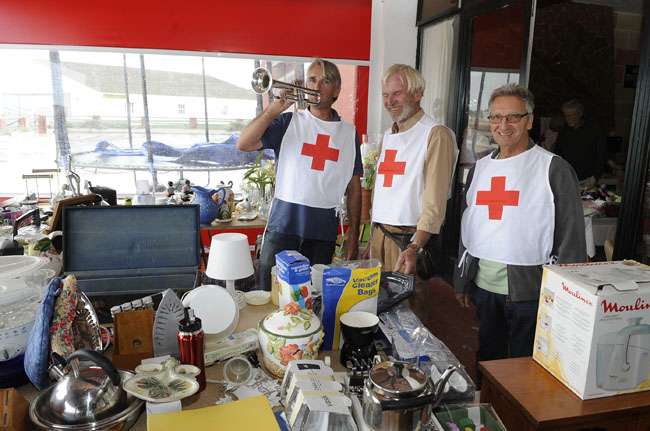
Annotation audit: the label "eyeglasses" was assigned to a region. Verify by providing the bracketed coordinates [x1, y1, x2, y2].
[487, 113, 530, 124]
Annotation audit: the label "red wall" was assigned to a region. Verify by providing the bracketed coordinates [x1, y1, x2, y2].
[0, 0, 371, 134]
[0, 1, 372, 61]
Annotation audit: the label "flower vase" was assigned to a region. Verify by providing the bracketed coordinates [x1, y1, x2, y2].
[258, 184, 274, 220]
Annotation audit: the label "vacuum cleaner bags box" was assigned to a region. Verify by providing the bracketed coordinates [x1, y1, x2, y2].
[533, 261, 650, 400]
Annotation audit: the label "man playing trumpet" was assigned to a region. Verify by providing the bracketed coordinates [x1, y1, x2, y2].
[238, 58, 362, 292]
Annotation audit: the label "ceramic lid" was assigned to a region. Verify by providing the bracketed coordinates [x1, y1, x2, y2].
[260, 303, 322, 338]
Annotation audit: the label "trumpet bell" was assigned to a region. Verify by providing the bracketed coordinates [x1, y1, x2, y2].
[250, 67, 321, 110]
[251, 67, 272, 94]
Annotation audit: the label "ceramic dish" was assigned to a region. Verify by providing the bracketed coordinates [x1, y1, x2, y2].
[244, 290, 271, 306]
[182, 285, 239, 339]
[122, 358, 200, 403]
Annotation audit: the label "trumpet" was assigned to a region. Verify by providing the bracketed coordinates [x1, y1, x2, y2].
[251, 67, 321, 110]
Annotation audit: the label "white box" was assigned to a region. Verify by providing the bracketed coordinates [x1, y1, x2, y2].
[533, 261, 650, 400]
[275, 250, 313, 311]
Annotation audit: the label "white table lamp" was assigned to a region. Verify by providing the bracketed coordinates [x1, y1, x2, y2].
[205, 233, 254, 297]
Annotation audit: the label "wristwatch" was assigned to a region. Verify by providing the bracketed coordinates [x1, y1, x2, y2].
[408, 242, 423, 255]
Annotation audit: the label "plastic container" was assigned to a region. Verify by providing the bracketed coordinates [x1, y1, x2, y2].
[433, 403, 506, 431]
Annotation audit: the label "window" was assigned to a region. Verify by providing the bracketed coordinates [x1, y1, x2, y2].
[0, 48, 363, 197]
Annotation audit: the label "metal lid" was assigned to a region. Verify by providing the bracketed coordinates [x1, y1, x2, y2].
[368, 360, 428, 397]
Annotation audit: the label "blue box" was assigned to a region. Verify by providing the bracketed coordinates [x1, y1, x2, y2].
[275, 250, 310, 285]
[62, 205, 201, 295]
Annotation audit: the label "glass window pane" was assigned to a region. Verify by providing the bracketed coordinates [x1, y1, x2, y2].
[458, 1, 526, 184]
[0, 48, 363, 199]
[418, 0, 458, 22]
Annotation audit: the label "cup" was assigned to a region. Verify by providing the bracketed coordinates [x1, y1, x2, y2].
[339, 311, 379, 367]
[310, 264, 328, 297]
[223, 356, 253, 386]
[271, 266, 279, 306]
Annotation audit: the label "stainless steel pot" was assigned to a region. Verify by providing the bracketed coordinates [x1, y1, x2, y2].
[29, 349, 144, 430]
[362, 361, 456, 431]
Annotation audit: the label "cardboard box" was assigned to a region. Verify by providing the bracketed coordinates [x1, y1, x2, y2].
[533, 261, 650, 399]
[275, 250, 312, 310]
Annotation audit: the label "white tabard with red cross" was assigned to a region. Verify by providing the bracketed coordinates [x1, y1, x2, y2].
[372, 115, 437, 226]
[274, 109, 356, 209]
[461, 145, 556, 266]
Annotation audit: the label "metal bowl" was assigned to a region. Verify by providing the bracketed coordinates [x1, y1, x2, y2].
[29, 370, 144, 431]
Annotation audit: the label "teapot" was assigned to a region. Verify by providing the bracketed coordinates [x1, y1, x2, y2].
[362, 361, 457, 431]
[192, 186, 225, 226]
[47, 349, 125, 424]
[29, 348, 144, 430]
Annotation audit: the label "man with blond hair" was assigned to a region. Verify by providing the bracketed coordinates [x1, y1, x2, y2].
[363, 64, 457, 325]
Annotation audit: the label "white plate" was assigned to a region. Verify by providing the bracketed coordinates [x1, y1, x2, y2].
[182, 285, 239, 338]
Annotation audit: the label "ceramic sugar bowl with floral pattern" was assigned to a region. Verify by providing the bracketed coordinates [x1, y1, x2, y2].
[258, 303, 324, 378]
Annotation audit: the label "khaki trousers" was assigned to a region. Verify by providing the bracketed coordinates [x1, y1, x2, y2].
[370, 224, 429, 325]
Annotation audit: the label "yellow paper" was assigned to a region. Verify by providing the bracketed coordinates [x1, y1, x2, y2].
[147, 395, 278, 431]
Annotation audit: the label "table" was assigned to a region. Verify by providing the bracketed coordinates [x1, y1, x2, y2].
[200, 216, 267, 266]
[17, 302, 343, 431]
[585, 217, 618, 258]
[479, 357, 650, 430]
[200, 216, 268, 233]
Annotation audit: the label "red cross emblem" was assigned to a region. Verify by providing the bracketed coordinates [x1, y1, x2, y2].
[377, 149, 406, 187]
[476, 176, 519, 220]
[301, 134, 339, 171]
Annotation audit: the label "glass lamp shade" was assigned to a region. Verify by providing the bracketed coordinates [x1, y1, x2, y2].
[205, 233, 254, 295]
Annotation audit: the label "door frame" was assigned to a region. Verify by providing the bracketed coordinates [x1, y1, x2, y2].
[614, 0, 650, 260]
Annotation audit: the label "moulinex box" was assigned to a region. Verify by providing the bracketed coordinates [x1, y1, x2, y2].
[275, 250, 312, 310]
[533, 261, 650, 400]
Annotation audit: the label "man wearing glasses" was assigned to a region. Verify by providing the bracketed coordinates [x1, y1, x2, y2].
[453, 84, 586, 386]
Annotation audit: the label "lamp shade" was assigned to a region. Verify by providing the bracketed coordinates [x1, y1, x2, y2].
[205, 233, 254, 282]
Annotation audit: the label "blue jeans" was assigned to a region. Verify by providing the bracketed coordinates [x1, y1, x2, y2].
[473, 284, 538, 388]
[258, 230, 336, 291]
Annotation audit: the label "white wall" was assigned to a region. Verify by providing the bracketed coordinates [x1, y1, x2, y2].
[368, 0, 419, 136]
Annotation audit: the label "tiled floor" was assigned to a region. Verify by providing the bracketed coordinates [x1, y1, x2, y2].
[422, 276, 480, 385]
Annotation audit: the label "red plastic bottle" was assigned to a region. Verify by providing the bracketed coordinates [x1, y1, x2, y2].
[178, 307, 206, 392]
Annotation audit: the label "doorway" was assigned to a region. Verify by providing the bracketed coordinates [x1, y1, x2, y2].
[528, 1, 644, 261]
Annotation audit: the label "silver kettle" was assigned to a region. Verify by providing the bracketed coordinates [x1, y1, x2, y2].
[362, 360, 457, 431]
[46, 349, 126, 424]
